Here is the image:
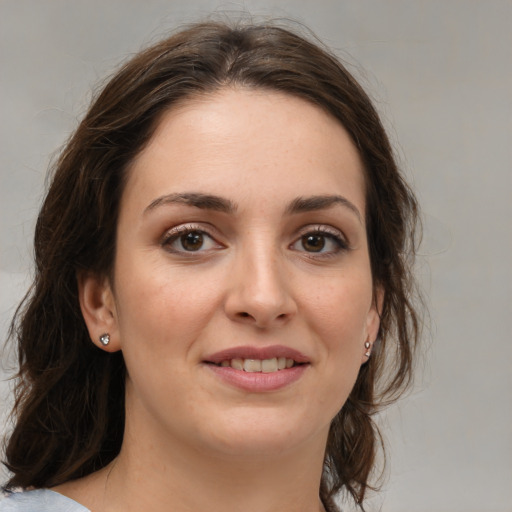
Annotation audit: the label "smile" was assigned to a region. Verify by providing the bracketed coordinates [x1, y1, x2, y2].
[203, 345, 310, 392]
[216, 357, 298, 373]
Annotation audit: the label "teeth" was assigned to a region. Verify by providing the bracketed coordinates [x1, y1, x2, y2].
[243, 359, 262, 372]
[217, 357, 297, 373]
[231, 358, 244, 371]
[261, 358, 278, 373]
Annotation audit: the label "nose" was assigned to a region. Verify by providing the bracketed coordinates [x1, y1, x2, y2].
[224, 244, 297, 329]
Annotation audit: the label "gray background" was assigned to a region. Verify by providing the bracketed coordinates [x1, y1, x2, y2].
[1, 1, 511, 511]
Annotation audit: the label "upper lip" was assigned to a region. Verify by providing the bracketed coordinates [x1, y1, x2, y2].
[204, 345, 310, 364]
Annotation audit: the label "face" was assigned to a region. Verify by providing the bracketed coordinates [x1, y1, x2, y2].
[85, 88, 381, 459]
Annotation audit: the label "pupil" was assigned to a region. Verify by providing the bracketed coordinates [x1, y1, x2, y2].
[303, 234, 324, 252]
[182, 232, 203, 251]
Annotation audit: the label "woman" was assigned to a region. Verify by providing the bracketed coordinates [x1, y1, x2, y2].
[1, 20, 421, 512]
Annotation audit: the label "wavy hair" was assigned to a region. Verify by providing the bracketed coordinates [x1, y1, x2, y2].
[2, 20, 421, 511]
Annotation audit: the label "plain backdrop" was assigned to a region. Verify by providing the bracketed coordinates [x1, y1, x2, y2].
[1, 1, 511, 511]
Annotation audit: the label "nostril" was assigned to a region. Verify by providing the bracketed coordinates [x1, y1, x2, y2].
[239, 312, 250, 318]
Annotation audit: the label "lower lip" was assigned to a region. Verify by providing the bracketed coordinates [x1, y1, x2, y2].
[206, 364, 309, 392]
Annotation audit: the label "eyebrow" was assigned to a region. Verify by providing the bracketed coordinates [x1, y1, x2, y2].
[144, 192, 237, 215]
[144, 192, 362, 223]
[285, 195, 363, 223]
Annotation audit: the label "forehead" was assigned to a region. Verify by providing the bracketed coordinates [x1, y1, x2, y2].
[122, 88, 366, 215]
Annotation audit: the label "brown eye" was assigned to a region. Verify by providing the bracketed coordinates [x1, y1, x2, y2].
[180, 231, 204, 251]
[162, 228, 220, 254]
[290, 228, 348, 256]
[302, 234, 325, 252]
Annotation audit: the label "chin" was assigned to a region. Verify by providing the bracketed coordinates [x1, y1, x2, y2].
[195, 409, 327, 459]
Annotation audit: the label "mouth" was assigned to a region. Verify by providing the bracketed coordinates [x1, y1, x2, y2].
[203, 345, 310, 389]
[210, 357, 303, 373]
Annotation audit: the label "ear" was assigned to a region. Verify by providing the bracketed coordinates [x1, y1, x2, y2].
[361, 285, 384, 364]
[77, 271, 120, 352]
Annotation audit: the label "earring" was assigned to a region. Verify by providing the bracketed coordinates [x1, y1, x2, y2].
[364, 340, 371, 358]
[99, 333, 110, 346]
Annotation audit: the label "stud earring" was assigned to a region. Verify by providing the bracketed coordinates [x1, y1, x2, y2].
[364, 340, 371, 358]
[99, 333, 110, 346]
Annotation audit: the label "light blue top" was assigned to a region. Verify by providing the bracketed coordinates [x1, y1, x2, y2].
[0, 489, 89, 511]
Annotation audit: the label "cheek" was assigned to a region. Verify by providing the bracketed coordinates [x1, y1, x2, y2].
[112, 253, 222, 355]
[112, 261, 218, 406]
[302, 272, 372, 399]
[305, 273, 372, 340]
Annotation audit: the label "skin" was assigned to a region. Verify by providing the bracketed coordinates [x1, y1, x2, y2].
[59, 88, 381, 512]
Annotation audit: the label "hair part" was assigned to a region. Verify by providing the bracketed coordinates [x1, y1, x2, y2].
[3, 20, 421, 511]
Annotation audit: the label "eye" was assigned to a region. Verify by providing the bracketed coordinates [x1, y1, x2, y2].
[161, 226, 221, 253]
[290, 227, 348, 255]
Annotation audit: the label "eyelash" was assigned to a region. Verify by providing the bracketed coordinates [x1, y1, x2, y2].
[160, 224, 349, 257]
[290, 226, 349, 258]
[160, 224, 221, 254]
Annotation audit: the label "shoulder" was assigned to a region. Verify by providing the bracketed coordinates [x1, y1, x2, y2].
[0, 489, 90, 512]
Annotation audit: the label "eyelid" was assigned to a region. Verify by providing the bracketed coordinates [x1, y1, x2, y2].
[296, 224, 348, 244]
[290, 224, 350, 256]
[299, 222, 345, 237]
[159, 222, 349, 256]
[160, 223, 224, 253]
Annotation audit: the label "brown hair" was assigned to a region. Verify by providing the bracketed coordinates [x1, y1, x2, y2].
[2, 20, 421, 511]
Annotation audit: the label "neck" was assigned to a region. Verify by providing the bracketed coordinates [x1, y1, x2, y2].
[103, 426, 328, 512]
[54, 391, 330, 512]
